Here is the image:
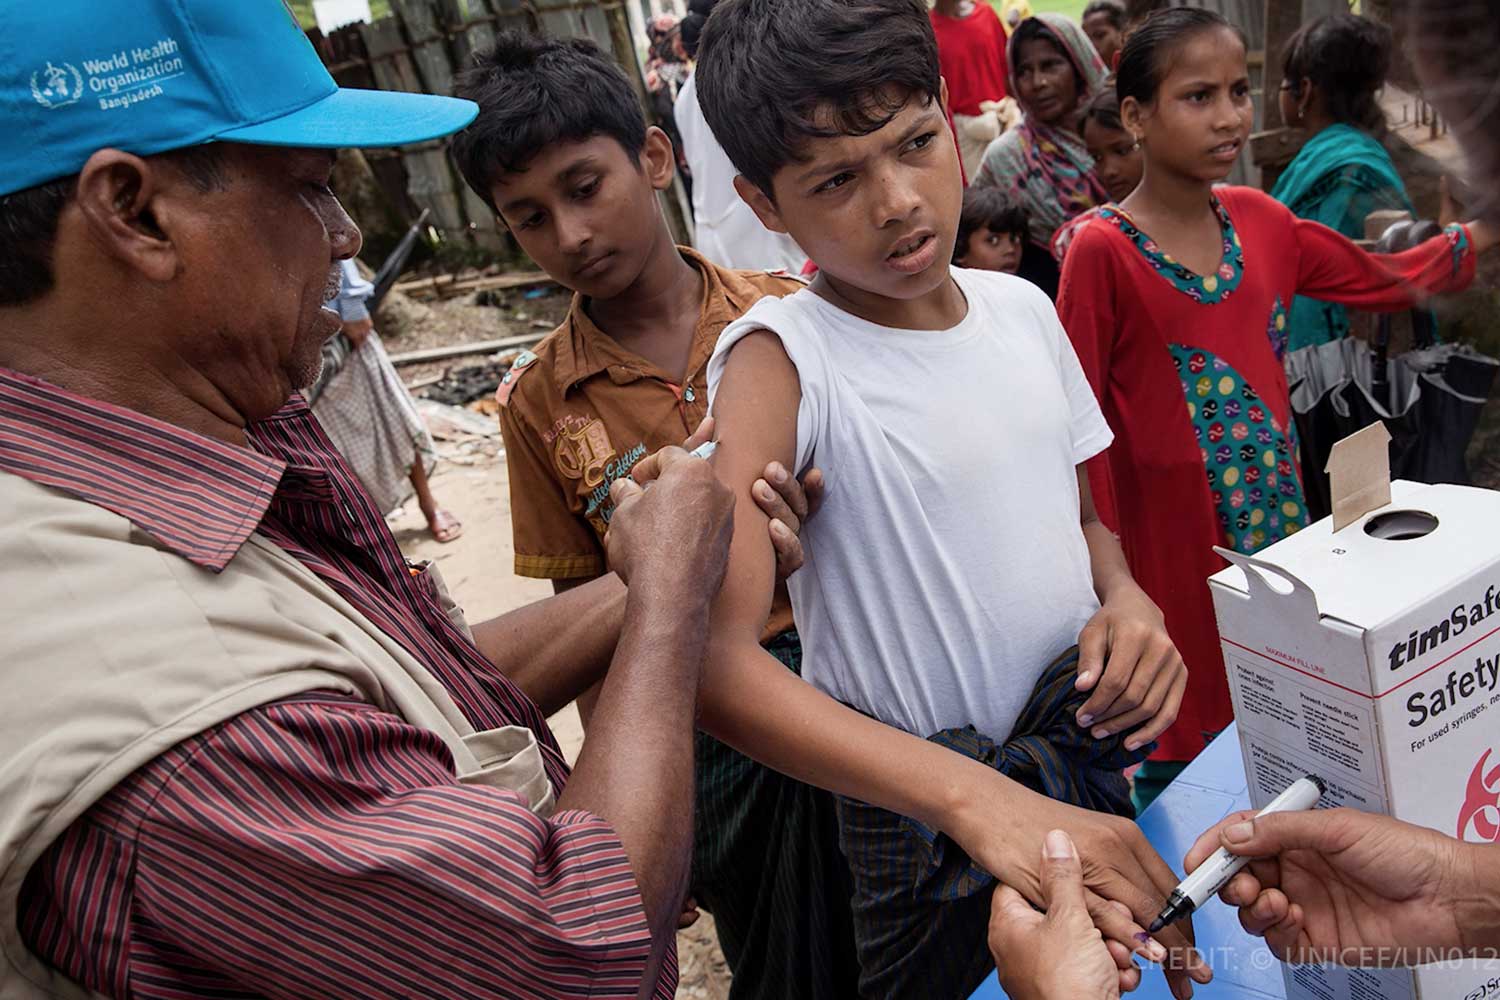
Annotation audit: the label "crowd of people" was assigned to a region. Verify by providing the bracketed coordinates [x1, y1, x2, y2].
[4, 0, 1500, 999]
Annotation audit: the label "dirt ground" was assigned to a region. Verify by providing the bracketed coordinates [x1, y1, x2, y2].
[384, 361, 733, 999]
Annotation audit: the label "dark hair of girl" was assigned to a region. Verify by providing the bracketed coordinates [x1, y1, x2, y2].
[1116, 7, 1245, 106]
[1281, 13, 1392, 136]
[1082, 81, 1123, 132]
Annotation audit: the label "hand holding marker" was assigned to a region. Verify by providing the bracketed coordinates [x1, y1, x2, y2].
[1150, 774, 1326, 932]
[638, 439, 718, 493]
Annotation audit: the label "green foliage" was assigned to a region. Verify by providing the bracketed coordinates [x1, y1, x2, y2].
[989, 0, 1090, 23]
[286, 0, 394, 30]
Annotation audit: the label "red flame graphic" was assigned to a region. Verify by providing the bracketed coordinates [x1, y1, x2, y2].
[1458, 748, 1500, 842]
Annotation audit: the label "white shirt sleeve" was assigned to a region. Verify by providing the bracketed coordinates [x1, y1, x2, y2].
[706, 295, 826, 476]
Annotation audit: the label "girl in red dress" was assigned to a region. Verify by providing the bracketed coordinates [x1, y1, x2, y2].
[1057, 7, 1497, 809]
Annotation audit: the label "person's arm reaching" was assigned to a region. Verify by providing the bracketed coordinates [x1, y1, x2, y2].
[21, 694, 686, 1000]
[553, 446, 733, 988]
[1056, 223, 1121, 533]
[1293, 211, 1497, 309]
[1073, 466, 1187, 752]
[697, 330, 1212, 995]
[472, 418, 821, 716]
[1050, 263, 1185, 749]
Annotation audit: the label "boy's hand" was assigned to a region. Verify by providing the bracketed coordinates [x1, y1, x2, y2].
[990, 830, 1133, 1000]
[1074, 584, 1187, 752]
[342, 316, 373, 347]
[952, 778, 1214, 998]
[754, 461, 824, 578]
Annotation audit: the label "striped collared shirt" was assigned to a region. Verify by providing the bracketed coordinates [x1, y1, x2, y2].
[1, 367, 674, 999]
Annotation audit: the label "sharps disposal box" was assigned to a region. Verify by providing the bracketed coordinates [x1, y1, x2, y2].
[1210, 478, 1500, 999]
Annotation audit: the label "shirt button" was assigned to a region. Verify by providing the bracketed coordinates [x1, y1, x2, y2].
[684, 386, 696, 403]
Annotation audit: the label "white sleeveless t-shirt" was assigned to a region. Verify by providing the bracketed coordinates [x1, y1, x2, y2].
[707, 267, 1113, 740]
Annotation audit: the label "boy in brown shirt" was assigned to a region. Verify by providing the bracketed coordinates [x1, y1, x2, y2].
[452, 30, 857, 1000]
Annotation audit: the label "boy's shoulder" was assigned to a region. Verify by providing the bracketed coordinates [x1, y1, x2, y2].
[495, 318, 573, 414]
[954, 265, 1054, 316]
[714, 261, 809, 312]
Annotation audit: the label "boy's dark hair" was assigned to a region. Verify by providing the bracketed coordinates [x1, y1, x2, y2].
[1116, 7, 1244, 107]
[1082, 0, 1126, 30]
[1082, 81, 1124, 132]
[0, 145, 222, 308]
[954, 186, 1027, 262]
[694, 0, 941, 198]
[451, 30, 647, 212]
[1282, 13, 1392, 136]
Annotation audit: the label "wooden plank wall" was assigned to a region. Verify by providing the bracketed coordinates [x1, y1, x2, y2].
[305, 0, 685, 256]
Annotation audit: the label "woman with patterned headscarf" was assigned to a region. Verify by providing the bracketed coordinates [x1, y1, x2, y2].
[974, 13, 1110, 297]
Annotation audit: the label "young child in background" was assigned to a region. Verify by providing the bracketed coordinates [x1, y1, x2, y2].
[953, 186, 1027, 272]
[1057, 6, 1497, 811]
[1050, 84, 1144, 263]
[1081, 0, 1127, 68]
[683, 0, 1217, 997]
[450, 32, 859, 999]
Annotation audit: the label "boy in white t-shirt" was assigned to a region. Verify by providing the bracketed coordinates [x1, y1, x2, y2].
[675, 0, 1215, 996]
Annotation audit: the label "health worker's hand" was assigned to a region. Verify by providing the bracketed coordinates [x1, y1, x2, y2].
[1185, 807, 1492, 965]
[605, 446, 734, 593]
[1074, 584, 1187, 752]
[642, 416, 825, 580]
[950, 775, 1213, 999]
[990, 830, 1133, 1000]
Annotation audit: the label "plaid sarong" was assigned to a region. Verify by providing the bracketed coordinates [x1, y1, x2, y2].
[307, 331, 437, 515]
[835, 645, 1153, 1000]
[692, 631, 861, 1000]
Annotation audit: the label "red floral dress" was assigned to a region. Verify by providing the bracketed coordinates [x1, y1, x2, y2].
[1057, 186, 1475, 761]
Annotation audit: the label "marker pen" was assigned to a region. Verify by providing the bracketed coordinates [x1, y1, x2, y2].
[642, 440, 717, 492]
[1149, 774, 1326, 933]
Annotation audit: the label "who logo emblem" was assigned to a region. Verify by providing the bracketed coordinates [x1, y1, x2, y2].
[30, 61, 83, 109]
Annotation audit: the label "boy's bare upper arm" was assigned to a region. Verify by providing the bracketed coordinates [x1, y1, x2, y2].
[708, 329, 802, 643]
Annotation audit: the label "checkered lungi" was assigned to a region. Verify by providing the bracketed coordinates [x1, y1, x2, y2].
[307, 330, 436, 514]
[692, 631, 861, 999]
[834, 645, 1152, 1000]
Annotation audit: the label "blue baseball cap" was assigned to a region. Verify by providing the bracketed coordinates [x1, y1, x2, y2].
[0, 0, 479, 196]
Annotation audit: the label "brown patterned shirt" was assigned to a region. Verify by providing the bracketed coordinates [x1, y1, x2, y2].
[497, 247, 802, 635]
